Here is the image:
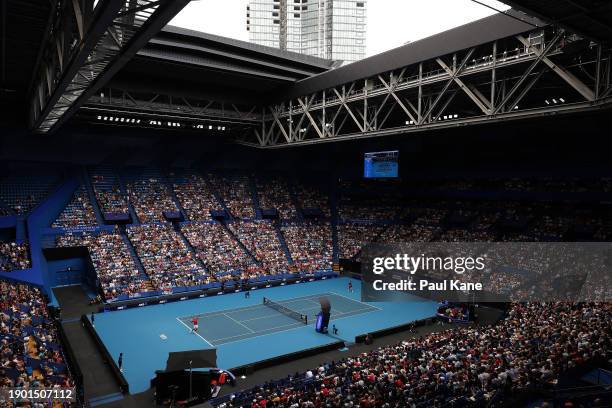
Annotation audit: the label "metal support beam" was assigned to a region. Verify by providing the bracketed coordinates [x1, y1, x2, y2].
[30, 0, 191, 134]
[517, 35, 595, 101]
[436, 58, 491, 114]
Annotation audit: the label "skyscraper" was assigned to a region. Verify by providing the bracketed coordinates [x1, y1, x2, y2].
[246, 0, 366, 64]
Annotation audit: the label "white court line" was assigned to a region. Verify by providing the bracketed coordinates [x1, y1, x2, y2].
[175, 317, 214, 347]
[208, 305, 380, 346]
[223, 313, 255, 333]
[180, 303, 267, 320]
[239, 305, 322, 323]
[178, 293, 331, 321]
[329, 291, 383, 311]
[210, 321, 305, 343]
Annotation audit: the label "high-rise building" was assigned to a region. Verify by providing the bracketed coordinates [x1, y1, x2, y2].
[246, 0, 366, 64]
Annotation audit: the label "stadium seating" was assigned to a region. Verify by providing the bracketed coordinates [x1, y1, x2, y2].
[281, 222, 333, 272]
[171, 172, 223, 221]
[337, 224, 384, 259]
[0, 172, 60, 215]
[208, 174, 256, 219]
[181, 222, 254, 278]
[228, 220, 290, 274]
[125, 170, 179, 223]
[212, 302, 611, 407]
[0, 280, 75, 391]
[56, 229, 150, 301]
[255, 177, 298, 219]
[52, 186, 97, 228]
[90, 167, 130, 215]
[0, 241, 30, 272]
[126, 224, 206, 291]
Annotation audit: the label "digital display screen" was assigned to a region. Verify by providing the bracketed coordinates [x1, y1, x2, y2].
[364, 150, 399, 178]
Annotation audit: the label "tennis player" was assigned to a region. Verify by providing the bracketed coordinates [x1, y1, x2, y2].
[191, 316, 199, 333]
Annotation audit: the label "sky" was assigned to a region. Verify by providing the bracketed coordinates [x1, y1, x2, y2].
[170, 0, 510, 58]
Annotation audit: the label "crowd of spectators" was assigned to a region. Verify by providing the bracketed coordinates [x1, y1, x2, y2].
[127, 224, 206, 291]
[281, 222, 333, 272]
[337, 224, 384, 259]
[0, 172, 60, 215]
[90, 171, 129, 214]
[377, 224, 439, 243]
[56, 229, 148, 301]
[172, 173, 223, 221]
[0, 280, 75, 396]
[181, 222, 254, 278]
[256, 177, 298, 219]
[228, 221, 290, 274]
[215, 302, 611, 408]
[0, 242, 30, 272]
[52, 187, 97, 228]
[338, 199, 402, 221]
[438, 228, 494, 242]
[208, 175, 255, 219]
[126, 175, 178, 223]
[294, 184, 330, 217]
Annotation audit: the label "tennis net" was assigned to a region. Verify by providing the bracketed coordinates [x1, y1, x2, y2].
[263, 297, 308, 325]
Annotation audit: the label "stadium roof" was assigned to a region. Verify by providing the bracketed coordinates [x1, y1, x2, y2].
[0, 0, 52, 121]
[107, 25, 339, 106]
[500, 0, 612, 42]
[279, 10, 544, 99]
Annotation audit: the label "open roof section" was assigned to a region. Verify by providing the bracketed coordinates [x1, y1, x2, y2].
[278, 10, 544, 100]
[105, 25, 341, 107]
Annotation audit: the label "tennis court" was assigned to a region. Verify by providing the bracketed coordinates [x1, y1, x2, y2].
[93, 278, 438, 393]
[177, 292, 379, 346]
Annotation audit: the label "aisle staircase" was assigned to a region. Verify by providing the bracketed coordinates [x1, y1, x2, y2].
[81, 167, 104, 225]
[118, 226, 155, 292]
[221, 222, 260, 264]
[172, 223, 208, 272]
[116, 172, 140, 224]
[275, 223, 294, 265]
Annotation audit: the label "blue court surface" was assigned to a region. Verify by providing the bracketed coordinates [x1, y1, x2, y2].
[92, 277, 437, 393]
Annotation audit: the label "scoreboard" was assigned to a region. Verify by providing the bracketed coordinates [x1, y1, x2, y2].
[364, 150, 399, 178]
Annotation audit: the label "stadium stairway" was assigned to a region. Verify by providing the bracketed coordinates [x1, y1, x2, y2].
[164, 172, 188, 220]
[117, 225, 154, 290]
[331, 223, 340, 263]
[116, 172, 140, 224]
[287, 179, 304, 221]
[81, 167, 104, 225]
[204, 174, 232, 217]
[173, 222, 209, 272]
[274, 222, 294, 265]
[221, 221, 260, 264]
[249, 175, 263, 219]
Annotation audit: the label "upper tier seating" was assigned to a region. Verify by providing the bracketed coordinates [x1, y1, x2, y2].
[208, 174, 255, 219]
[281, 222, 333, 272]
[127, 224, 207, 291]
[228, 220, 290, 274]
[171, 172, 223, 221]
[256, 177, 298, 219]
[52, 186, 97, 228]
[125, 170, 178, 223]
